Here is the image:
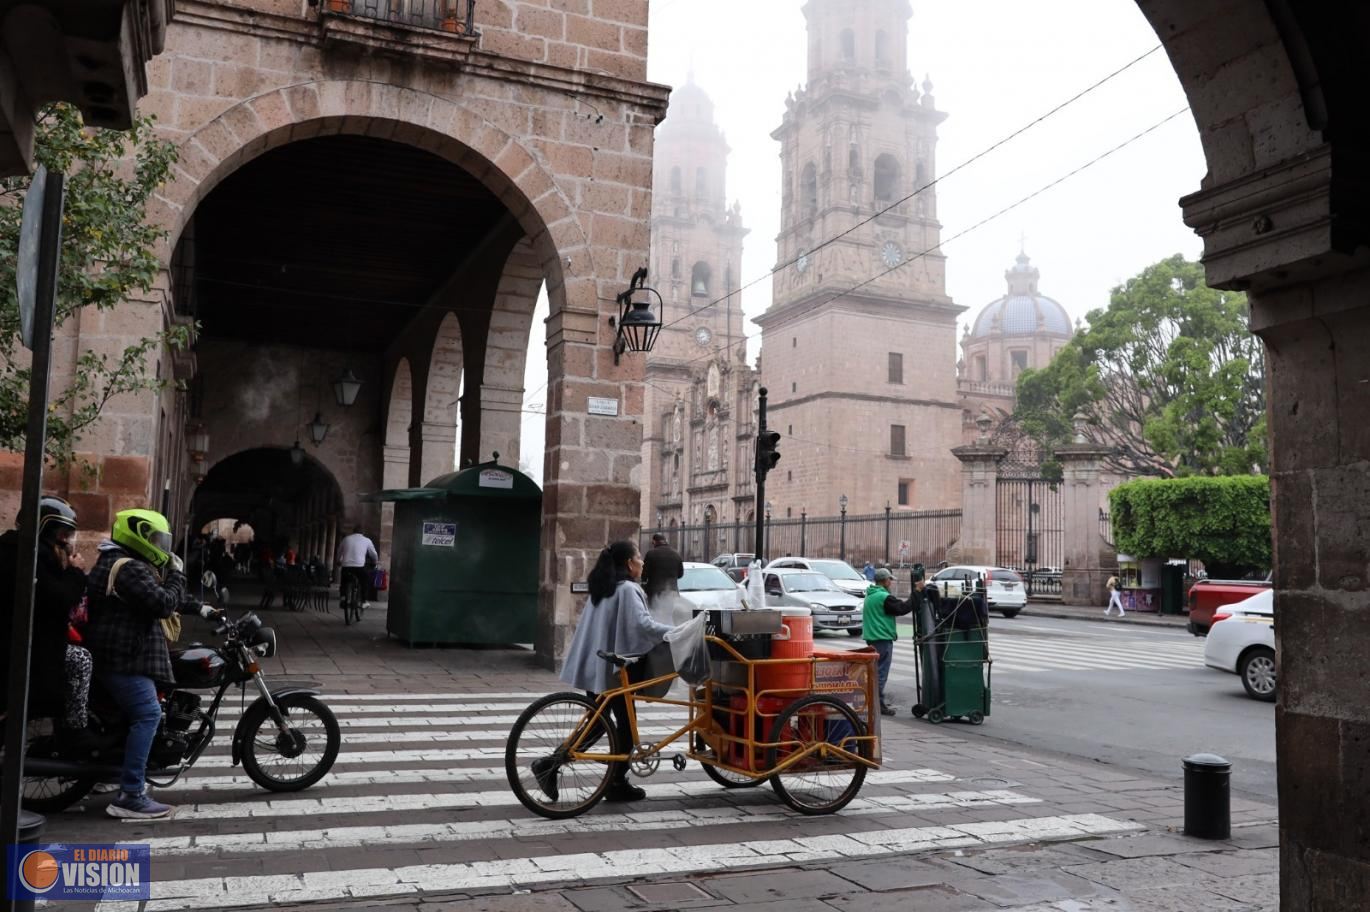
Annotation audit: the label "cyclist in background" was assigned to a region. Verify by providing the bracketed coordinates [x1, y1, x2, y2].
[336, 525, 378, 612]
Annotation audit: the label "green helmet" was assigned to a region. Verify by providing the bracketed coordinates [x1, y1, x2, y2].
[112, 509, 174, 568]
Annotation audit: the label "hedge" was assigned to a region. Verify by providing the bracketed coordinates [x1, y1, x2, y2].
[1109, 475, 1271, 576]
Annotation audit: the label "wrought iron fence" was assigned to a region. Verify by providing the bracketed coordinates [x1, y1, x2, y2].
[1099, 509, 1115, 547]
[327, 0, 477, 33]
[641, 509, 962, 570]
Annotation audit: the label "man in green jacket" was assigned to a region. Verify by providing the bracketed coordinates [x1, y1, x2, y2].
[863, 567, 917, 716]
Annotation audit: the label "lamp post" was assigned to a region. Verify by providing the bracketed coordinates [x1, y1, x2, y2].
[800, 506, 807, 556]
[839, 494, 848, 562]
[884, 499, 892, 565]
[764, 500, 773, 562]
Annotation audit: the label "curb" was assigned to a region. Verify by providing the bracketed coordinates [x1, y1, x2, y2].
[1025, 605, 1191, 630]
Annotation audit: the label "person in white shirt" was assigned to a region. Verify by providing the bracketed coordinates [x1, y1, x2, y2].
[336, 526, 379, 610]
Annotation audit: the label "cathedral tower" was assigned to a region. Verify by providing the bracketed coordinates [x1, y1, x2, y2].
[756, 0, 965, 519]
[642, 78, 755, 537]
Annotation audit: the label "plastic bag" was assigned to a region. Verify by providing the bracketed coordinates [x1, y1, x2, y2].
[746, 559, 766, 611]
[664, 611, 710, 685]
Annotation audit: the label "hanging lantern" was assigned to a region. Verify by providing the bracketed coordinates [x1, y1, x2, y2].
[308, 412, 331, 446]
[290, 440, 305, 467]
[610, 268, 663, 365]
[333, 368, 363, 407]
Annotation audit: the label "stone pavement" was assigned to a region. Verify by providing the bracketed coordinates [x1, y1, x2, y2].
[1022, 603, 1190, 630]
[37, 594, 1276, 911]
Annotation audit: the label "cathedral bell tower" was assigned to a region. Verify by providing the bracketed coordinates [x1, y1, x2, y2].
[756, 0, 965, 518]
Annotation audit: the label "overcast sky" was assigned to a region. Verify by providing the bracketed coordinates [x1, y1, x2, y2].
[518, 0, 1206, 486]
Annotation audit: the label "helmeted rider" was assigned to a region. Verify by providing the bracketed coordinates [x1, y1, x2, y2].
[0, 496, 97, 750]
[83, 509, 217, 820]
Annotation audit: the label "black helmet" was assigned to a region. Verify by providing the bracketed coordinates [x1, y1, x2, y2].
[20, 495, 78, 546]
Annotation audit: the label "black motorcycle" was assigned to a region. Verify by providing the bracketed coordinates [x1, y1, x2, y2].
[14, 598, 340, 812]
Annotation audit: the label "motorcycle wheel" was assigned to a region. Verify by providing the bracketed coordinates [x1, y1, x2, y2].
[0, 725, 96, 813]
[240, 694, 340, 792]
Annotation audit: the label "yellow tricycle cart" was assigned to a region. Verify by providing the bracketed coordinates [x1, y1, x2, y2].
[505, 610, 881, 819]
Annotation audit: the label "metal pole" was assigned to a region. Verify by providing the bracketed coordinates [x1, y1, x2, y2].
[839, 508, 847, 563]
[800, 510, 807, 556]
[753, 387, 767, 559]
[3, 169, 64, 910]
[1026, 479, 1036, 597]
[884, 503, 892, 565]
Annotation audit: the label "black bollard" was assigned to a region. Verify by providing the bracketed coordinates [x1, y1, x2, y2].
[1182, 753, 1231, 839]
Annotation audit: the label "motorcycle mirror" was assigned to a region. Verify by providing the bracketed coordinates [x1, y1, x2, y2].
[201, 570, 218, 590]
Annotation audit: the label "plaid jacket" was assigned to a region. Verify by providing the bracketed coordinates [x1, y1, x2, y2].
[84, 544, 189, 682]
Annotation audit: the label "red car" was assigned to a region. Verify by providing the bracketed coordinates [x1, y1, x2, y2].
[1187, 576, 1272, 636]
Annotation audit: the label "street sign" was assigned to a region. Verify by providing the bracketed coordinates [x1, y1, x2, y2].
[15, 164, 55, 351]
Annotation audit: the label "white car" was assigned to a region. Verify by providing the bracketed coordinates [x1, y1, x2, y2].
[930, 565, 1027, 618]
[670, 562, 747, 623]
[1203, 589, 1276, 702]
[761, 568, 864, 636]
[763, 557, 869, 599]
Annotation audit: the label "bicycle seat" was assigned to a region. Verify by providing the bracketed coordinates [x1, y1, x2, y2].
[596, 650, 641, 667]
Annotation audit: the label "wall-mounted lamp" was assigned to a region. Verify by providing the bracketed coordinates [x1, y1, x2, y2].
[333, 368, 363, 407]
[308, 412, 331, 446]
[608, 267, 663, 365]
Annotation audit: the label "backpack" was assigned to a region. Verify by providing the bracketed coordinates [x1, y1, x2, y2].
[107, 557, 181, 643]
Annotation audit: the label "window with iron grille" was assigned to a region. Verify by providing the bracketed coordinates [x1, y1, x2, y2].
[890, 424, 906, 457]
[888, 352, 903, 384]
[898, 480, 911, 506]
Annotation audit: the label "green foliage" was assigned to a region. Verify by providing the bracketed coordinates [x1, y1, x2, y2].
[1110, 475, 1271, 576]
[1014, 254, 1267, 478]
[0, 104, 189, 466]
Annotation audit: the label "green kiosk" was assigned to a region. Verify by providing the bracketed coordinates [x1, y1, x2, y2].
[372, 459, 541, 646]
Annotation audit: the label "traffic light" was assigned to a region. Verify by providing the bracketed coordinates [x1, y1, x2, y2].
[756, 430, 781, 478]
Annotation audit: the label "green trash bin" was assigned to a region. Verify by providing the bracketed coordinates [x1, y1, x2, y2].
[372, 459, 541, 645]
[1161, 563, 1186, 615]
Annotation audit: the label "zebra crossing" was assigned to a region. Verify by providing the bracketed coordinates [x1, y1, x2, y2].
[57, 688, 1146, 911]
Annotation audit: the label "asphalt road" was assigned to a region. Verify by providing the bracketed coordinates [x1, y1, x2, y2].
[820, 612, 1278, 803]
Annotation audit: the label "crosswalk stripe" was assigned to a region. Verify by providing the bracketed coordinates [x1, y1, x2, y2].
[144, 788, 1042, 856]
[211, 709, 690, 727]
[172, 768, 961, 820]
[97, 813, 1144, 911]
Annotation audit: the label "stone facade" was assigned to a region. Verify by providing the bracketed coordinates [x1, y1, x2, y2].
[25, 0, 669, 666]
[757, 0, 962, 519]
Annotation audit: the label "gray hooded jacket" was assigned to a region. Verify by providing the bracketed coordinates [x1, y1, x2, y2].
[560, 580, 674, 694]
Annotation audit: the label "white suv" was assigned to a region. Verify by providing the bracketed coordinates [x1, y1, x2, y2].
[930, 565, 1027, 619]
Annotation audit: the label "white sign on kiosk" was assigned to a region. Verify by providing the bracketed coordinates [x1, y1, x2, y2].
[478, 468, 514, 490]
[421, 521, 456, 547]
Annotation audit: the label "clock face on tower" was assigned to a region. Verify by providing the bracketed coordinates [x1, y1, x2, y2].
[881, 241, 904, 269]
[695, 326, 712, 347]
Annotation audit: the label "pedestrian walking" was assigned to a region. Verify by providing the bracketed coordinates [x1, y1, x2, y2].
[1105, 575, 1125, 617]
[862, 567, 917, 716]
[642, 532, 684, 625]
[862, 560, 876, 581]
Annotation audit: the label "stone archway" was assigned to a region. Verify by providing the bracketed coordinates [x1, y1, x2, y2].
[380, 358, 414, 557]
[421, 313, 463, 483]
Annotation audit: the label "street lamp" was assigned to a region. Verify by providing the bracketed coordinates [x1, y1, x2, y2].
[609, 267, 663, 365]
[800, 505, 808, 556]
[308, 412, 331, 446]
[186, 421, 209, 484]
[764, 500, 772, 561]
[839, 494, 848, 563]
[333, 368, 363, 407]
[289, 440, 305, 468]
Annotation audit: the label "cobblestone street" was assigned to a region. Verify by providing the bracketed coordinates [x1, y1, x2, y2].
[37, 602, 1277, 911]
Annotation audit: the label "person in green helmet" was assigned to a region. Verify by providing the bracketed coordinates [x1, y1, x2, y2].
[84, 508, 217, 820]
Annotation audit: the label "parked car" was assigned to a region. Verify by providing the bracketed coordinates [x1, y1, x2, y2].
[1202, 589, 1276, 701]
[763, 557, 869, 599]
[710, 552, 757, 583]
[1187, 575, 1272, 636]
[930, 565, 1027, 618]
[761, 568, 863, 636]
[675, 562, 747, 622]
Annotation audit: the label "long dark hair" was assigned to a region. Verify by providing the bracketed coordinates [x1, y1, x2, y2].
[588, 540, 638, 604]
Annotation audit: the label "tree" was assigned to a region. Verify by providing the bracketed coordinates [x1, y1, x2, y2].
[1110, 476, 1271, 577]
[1014, 255, 1266, 478]
[0, 104, 189, 467]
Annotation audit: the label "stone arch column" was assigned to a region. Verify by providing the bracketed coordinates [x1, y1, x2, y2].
[477, 237, 543, 470]
[380, 358, 414, 557]
[420, 313, 463, 483]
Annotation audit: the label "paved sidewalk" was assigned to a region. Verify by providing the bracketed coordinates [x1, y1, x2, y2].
[37, 591, 1274, 911]
[1024, 603, 1190, 630]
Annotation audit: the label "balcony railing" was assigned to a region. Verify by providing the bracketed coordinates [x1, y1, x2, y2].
[322, 0, 477, 34]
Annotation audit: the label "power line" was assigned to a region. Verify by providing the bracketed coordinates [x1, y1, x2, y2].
[651, 106, 1191, 376]
[655, 43, 1166, 333]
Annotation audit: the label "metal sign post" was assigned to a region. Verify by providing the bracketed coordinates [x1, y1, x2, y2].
[2, 167, 65, 912]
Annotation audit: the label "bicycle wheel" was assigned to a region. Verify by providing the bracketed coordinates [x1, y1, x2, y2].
[702, 760, 766, 789]
[765, 695, 869, 815]
[506, 692, 621, 820]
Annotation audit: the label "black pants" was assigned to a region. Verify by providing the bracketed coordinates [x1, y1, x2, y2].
[587, 660, 647, 785]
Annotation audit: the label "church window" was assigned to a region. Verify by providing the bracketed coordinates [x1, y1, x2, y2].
[691, 262, 712, 297]
[801, 163, 818, 220]
[1011, 350, 1029, 376]
[874, 154, 900, 201]
[670, 166, 682, 194]
[671, 257, 681, 279]
[898, 480, 912, 506]
[695, 167, 708, 200]
[840, 29, 856, 63]
[788, 424, 793, 435]
[974, 354, 987, 381]
[915, 161, 928, 188]
[890, 424, 906, 457]
[792, 337, 797, 348]
[888, 352, 903, 384]
[875, 30, 890, 67]
[791, 382, 796, 393]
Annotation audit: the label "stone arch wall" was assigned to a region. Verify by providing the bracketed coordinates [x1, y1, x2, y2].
[380, 357, 414, 556]
[420, 313, 464, 483]
[479, 237, 543, 470]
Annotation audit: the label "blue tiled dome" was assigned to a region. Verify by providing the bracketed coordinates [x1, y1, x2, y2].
[970, 253, 1072, 339]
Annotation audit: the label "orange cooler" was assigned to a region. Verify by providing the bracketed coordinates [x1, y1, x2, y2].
[757, 608, 813, 696]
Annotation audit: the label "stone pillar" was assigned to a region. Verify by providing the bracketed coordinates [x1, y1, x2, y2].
[948, 436, 1006, 567]
[417, 421, 457, 484]
[1055, 440, 1114, 607]
[379, 443, 408, 558]
[477, 384, 524, 469]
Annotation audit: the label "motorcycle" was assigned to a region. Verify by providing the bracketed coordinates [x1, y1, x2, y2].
[13, 578, 341, 812]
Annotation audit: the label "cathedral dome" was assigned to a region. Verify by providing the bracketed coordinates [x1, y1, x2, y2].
[969, 252, 1072, 338]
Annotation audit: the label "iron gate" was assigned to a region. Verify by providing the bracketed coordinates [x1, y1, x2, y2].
[995, 429, 1063, 597]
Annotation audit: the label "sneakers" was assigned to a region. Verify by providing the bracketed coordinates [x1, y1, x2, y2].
[92, 782, 119, 795]
[603, 781, 646, 803]
[530, 756, 559, 801]
[880, 703, 896, 716]
[361, 601, 371, 611]
[106, 791, 175, 820]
